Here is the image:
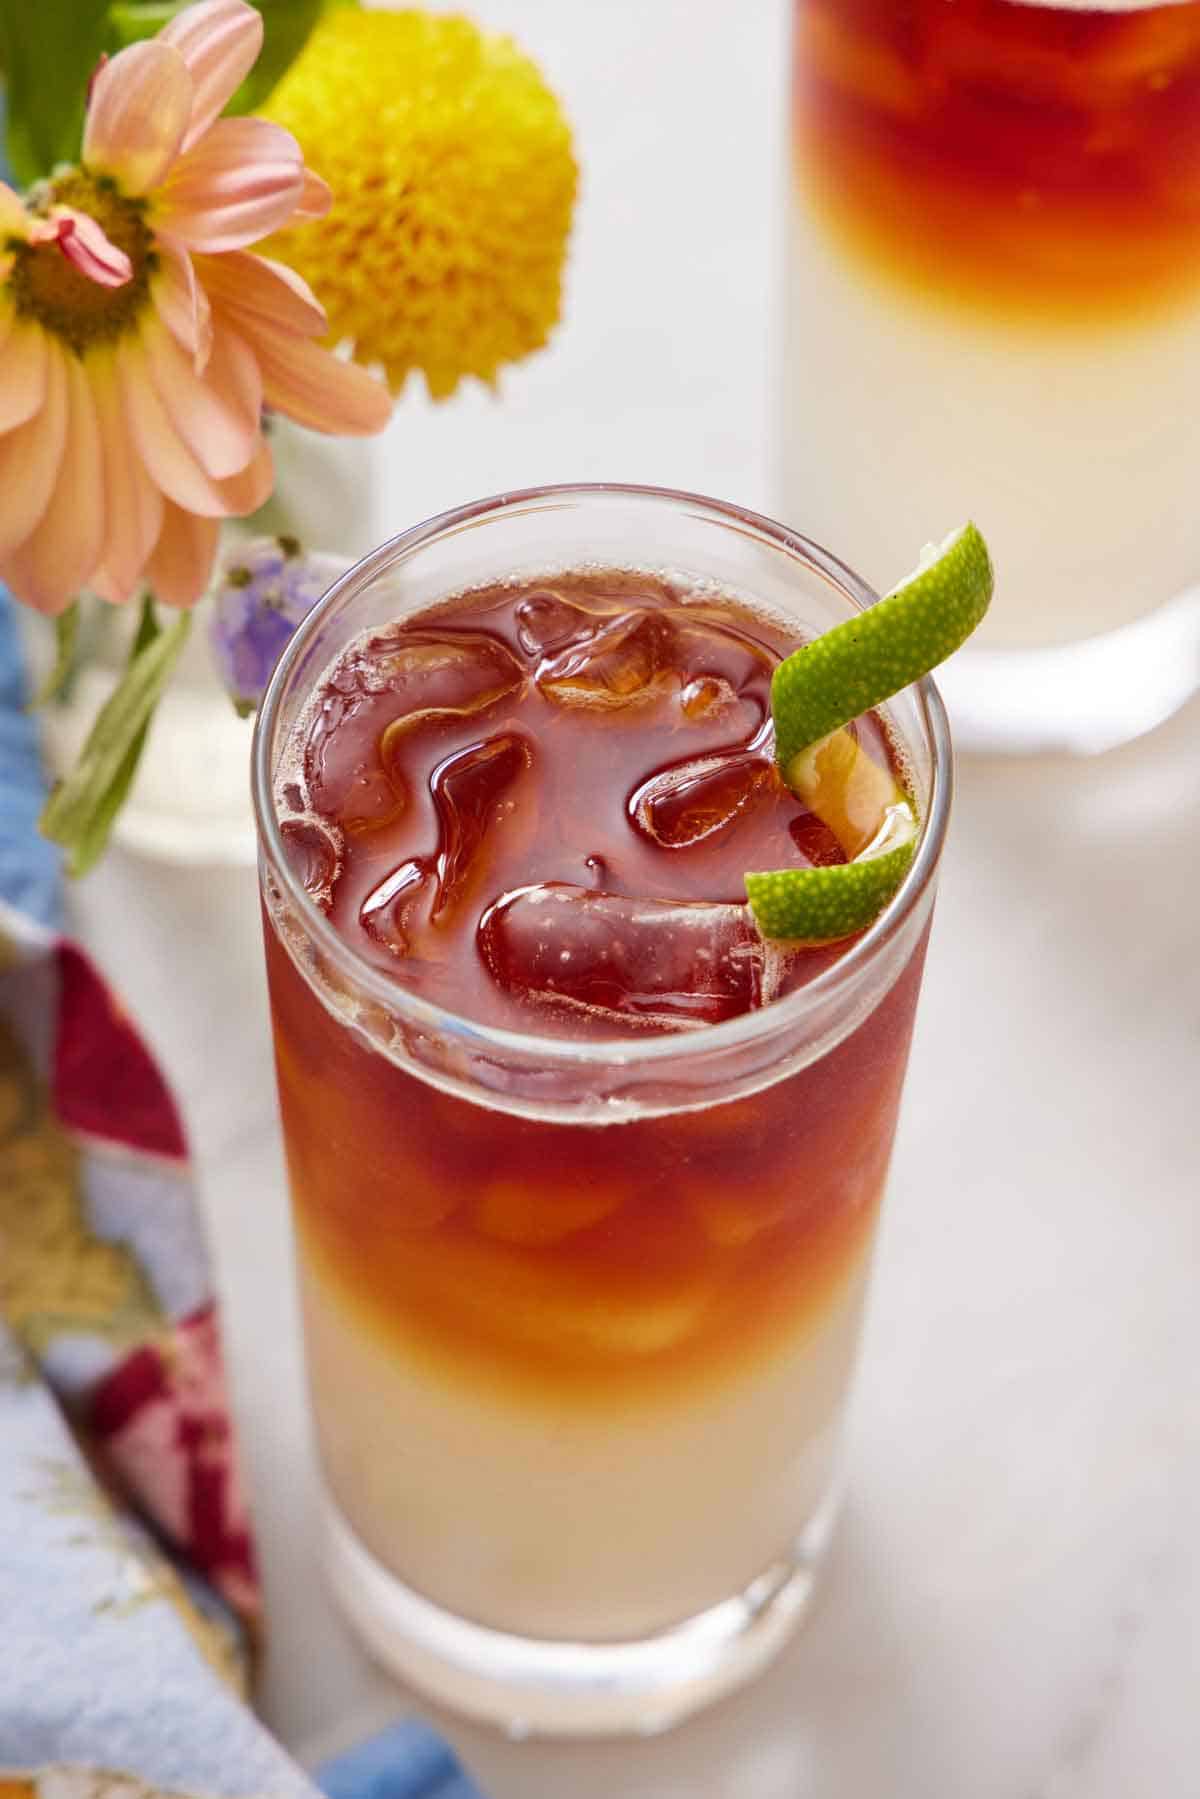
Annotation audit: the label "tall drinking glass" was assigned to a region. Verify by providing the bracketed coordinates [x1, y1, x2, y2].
[252, 486, 951, 1735]
[782, 0, 1200, 751]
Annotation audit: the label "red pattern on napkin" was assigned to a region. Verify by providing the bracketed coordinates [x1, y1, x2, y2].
[0, 910, 259, 1626]
[52, 944, 188, 1160]
[91, 1304, 259, 1618]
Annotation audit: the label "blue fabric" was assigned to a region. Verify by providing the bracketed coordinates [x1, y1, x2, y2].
[318, 1722, 482, 1799]
[0, 591, 63, 926]
[0, 1320, 317, 1799]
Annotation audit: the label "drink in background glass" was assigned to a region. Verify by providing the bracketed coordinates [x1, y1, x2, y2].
[253, 486, 951, 1735]
[782, 0, 1200, 751]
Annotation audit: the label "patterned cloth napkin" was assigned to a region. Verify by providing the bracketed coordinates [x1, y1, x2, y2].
[0, 592, 481, 1799]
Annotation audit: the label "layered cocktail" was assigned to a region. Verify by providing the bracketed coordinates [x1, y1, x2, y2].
[254, 487, 953, 1733]
[783, 0, 1200, 745]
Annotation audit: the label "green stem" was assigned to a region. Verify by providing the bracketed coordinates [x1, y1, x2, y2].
[40, 595, 192, 876]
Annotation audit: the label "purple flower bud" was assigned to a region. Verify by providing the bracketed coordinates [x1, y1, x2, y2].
[208, 536, 349, 715]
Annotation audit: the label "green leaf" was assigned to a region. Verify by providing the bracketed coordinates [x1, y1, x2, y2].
[128, 588, 163, 660]
[0, 0, 355, 184]
[229, 0, 323, 111]
[65, 714, 152, 876]
[228, 0, 359, 113]
[40, 598, 191, 877]
[0, 0, 110, 184]
[28, 602, 81, 709]
[105, 4, 185, 49]
[104, 0, 353, 86]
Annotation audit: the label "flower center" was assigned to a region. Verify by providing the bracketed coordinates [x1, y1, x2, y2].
[9, 170, 155, 354]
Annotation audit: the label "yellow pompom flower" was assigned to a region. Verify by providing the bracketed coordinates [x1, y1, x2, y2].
[260, 8, 578, 400]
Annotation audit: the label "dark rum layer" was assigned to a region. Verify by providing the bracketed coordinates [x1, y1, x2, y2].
[796, 0, 1200, 322]
[266, 570, 924, 1403]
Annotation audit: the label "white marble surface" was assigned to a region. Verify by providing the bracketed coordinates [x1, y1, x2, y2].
[66, 1, 1200, 1793]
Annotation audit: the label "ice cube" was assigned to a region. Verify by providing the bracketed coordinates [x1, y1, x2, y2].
[279, 814, 341, 910]
[671, 610, 774, 678]
[358, 857, 435, 957]
[478, 883, 764, 1028]
[680, 675, 736, 720]
[535, 609, 677, 707]
[333, 629, 523, 711]
[629, 751, 777, 849]
[788, 813, 848, 868]
[515, 589, 607, 658]
[690, 1187, 791, 1249]
[473, 1179, 623, 1247]
[303, 690, 406, 827]
[430, 732, 534, 917]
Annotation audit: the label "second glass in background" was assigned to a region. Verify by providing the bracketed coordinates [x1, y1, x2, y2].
[781, 0, 1200, 751]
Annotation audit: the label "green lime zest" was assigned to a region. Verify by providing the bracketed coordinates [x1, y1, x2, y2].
[771, 522, 993, 769]
[746, 802, 916, 943]
[746, 523, 992, 943]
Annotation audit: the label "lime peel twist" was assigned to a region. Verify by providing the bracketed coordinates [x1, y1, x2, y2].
[746, 523, 993, 944]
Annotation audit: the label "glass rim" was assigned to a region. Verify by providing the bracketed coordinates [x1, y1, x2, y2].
[251, 481, 953, 1070]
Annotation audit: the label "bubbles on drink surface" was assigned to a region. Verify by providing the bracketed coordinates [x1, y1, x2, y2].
[273, 569, 903, 1034]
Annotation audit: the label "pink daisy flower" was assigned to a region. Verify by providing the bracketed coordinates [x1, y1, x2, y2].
[0, 0, 392, 616]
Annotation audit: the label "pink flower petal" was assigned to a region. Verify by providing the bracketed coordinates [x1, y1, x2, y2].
[206, 318, 264, 436]
[0, 342, 68, 563]
[49, 207, 133, 288]
[0, 320, 48, 431]
[117, 330, 229, 516]
[196, 249, 325, 337]
[294, 168, 332, 220]
[144, 501, 221, 607]
[152, 233, 213, 371]
[141, 311, 258, 480]
[0, 353, 105, 614]
[83, 39, 193, 197]
[157, 117, 304, 254]
[90, 352, 164, 601]
[161, 0, 264, 153]
[216, 433, 273, 515]
[90, 565, 135, 606]
[242, 322, 392, 436]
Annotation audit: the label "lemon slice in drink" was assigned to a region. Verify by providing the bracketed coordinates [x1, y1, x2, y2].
[746, 523, 993, 943]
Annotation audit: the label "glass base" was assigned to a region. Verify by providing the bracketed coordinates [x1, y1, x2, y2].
[322, 1487, 840, 1739]
[938, 584, 1200, 756]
